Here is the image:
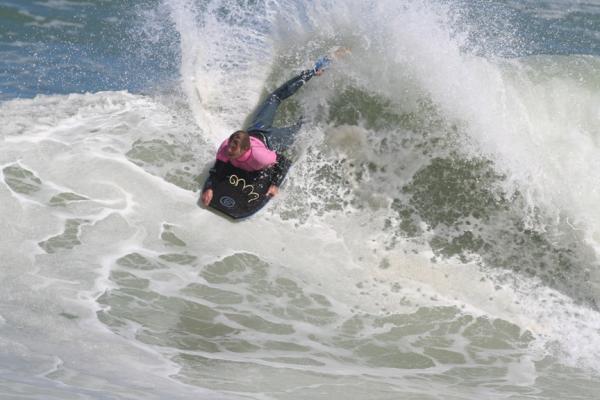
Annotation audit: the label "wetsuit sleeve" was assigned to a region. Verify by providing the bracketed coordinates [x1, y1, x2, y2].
[203, 159, 228, 191]
[269, 153, 292, 187]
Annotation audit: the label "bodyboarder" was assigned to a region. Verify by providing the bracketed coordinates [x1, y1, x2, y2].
[200, 60, 329, 207]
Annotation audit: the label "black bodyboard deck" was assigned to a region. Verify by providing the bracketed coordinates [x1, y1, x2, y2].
[208, 163, 286, 219]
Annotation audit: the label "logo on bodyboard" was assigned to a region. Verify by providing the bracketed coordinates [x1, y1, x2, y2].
[228, 174, 260, 203]
[219, 196, 236, 209]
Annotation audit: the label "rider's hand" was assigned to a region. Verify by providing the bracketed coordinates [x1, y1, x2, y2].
[201, 189, 213, 206]
[266, 185, 279, 197]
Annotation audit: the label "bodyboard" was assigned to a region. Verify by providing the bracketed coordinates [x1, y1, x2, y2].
[208, 164, 285, 219]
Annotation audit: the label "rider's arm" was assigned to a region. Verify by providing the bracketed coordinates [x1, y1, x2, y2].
[203, 159, 228, 192]
[269, 153, 292, 188]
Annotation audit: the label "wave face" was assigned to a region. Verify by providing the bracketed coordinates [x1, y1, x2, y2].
[3, 0, 600, 399]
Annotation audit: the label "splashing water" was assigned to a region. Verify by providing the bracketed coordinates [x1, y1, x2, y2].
[2, 0, 600, 399]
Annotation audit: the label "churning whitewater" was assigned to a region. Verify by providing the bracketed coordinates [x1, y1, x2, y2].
[2, 0, 600, 399]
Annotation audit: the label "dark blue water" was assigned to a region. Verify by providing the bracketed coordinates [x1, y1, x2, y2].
[452, 0, 600, 57]
[3, 0, 600, 102]
[0, 0, 179, 100]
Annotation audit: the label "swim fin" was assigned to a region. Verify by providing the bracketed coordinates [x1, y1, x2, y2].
[312, 47, 351, 74]
[313, 56, 333, 73]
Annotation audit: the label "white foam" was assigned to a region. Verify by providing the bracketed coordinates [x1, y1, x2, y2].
[166, 0, 274, 144]
[0, 91, 235, 399]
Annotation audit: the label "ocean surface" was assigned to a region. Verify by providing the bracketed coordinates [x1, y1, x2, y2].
[2, 0, 600, 399]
